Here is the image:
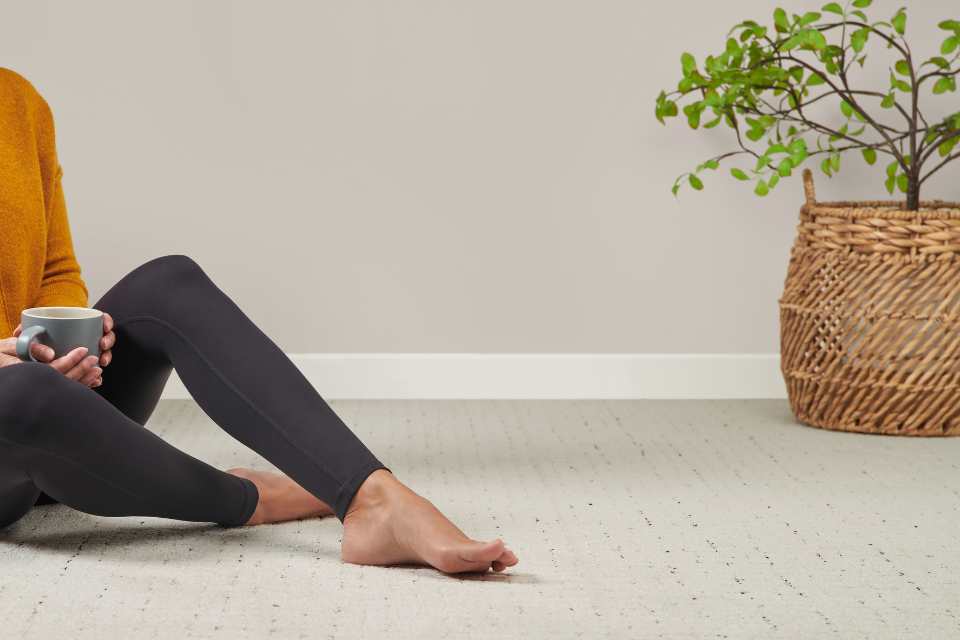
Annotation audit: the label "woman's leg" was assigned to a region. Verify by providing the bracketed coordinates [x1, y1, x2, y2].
[91, 255, 386, 520]
[0, 362, 258, 527]
[0, 463, 41, 530]
[92, 254, 517, 573]
[3, 254, 518, 572]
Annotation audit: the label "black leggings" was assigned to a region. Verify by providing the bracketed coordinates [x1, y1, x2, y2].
[0, 255, 386, 529]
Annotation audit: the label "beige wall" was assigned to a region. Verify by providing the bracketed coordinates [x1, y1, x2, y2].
[5, 1, 956, 354]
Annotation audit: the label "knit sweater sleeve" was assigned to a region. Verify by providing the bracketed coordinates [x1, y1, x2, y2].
[32, 93, 88, 308]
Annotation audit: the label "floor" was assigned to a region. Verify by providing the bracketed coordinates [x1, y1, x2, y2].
[1, 399, 958, 639]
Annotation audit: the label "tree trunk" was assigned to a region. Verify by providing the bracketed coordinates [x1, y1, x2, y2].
[906, 174, 920, 211]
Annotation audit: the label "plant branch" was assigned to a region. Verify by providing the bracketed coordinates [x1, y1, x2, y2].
[818, 21, 910, 59]
[920, 151, 960, 186]
[919, 128, 960, 165]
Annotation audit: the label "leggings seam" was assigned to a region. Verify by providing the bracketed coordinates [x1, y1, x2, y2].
[115, 314, 345, 493]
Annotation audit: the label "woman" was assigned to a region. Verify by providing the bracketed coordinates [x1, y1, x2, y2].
[0, 68, 518, 575]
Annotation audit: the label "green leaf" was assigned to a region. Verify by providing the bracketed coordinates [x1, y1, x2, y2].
[806, 71, 826, 86]
[852, 0, 872, 7]
[822, 2, 844, 16]
[924, 56, 950, 69]
[783, 33, 804, 51]
[897, 173, 909, 193]
[941, 136, 959, 157]
[746, 128, 765, 142]
[890, 71, 911, 93]
[885, 176, 896, 194]
[755, 180, 770, 196]
[840, 100, 854, 118]
[731, 168, 750, 181]
[891, 11, 906, 35]
[683, 103, 701, 129]
[774, 8, 789, 33]
[821, 157, 833, 177]
[851, 28, 869, 53]
[830, 153, 841, 171]
[768, 173, 781, 189]
[862, 148, 877, 165]
[681, 52, 696, 76]
[777, 159, 794, 177]
[689, 174, 704, 190]
[881, 93, 896, 109]
[672, 183, 681, 196]
[943, 36, 959, 55]
[940, 20, 960, 32]
[799, 12, 821, 27]
[894, 60, 911, 76]
[934, 76, 956, 95]
[702, 159, 720, 170]
[806, 29, 828, 50]
[886, 160, 899, 178]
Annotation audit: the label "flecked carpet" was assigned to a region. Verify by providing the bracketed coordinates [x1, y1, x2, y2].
[1, 399, 957, 639]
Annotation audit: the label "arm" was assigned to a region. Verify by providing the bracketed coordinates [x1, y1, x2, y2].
[32, 95, 88, 308]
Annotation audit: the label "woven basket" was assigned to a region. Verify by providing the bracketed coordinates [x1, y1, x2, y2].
[780, 170, 960, 436]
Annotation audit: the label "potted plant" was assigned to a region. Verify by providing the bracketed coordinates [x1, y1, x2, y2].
[656, 1, 960, 435]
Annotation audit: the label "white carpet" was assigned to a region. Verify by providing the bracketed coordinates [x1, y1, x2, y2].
[2, 399, 958, 639]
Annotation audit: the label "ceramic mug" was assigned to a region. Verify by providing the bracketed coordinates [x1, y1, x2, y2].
[16, 307, 103, 362]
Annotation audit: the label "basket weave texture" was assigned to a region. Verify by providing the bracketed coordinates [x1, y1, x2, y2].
[780, 170, 960, 436]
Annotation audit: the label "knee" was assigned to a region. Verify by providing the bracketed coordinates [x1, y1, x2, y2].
[0, 363, 70, 441]
[110, 254, 211, 311]
[136, 254, 207, 288]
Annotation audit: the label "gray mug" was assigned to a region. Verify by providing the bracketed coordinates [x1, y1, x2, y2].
[16, 307, 103, 362]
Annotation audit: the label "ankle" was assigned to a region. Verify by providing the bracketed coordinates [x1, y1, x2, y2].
[346, 469, 397, 517]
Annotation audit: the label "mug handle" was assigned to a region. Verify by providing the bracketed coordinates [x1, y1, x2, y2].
[16, 325, 47, 362]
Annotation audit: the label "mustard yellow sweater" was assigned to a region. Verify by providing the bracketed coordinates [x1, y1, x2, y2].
[0, 68, 88, 338]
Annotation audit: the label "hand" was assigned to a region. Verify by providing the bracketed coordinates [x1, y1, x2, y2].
[9, 327, 102, 387]
[99, 312, 116, 368]
[0, 349, 21, 370]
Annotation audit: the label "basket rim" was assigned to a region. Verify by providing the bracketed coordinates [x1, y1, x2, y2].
[804, 200, 960, 218]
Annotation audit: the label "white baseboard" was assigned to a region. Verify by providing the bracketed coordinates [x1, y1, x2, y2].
[159, 353, 785, 400]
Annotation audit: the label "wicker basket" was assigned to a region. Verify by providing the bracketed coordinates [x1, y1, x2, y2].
[780, 170, 960, 436]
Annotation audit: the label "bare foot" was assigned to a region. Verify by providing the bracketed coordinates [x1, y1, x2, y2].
[226, 468, 334, 525]
[341, 470, 519, 574]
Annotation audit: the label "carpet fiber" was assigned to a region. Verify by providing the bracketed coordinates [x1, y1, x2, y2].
[1, 399, 958, 638]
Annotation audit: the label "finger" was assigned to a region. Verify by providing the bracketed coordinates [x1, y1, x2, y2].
[50, 347, 89, 374]
[99, 350, 112, 367]
[80, 366, 103, 387]
[29, 342, 55, 363]
[102, 312, 114, 334]
[100, 331, 116, 352]
[63, 355, 99, 382]
[13, 324, 21, 337]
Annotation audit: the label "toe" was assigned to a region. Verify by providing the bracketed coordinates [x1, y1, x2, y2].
[499, 547, 519, 567]
[467, 539, 505, 562]
[438, 539, 505, 573]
